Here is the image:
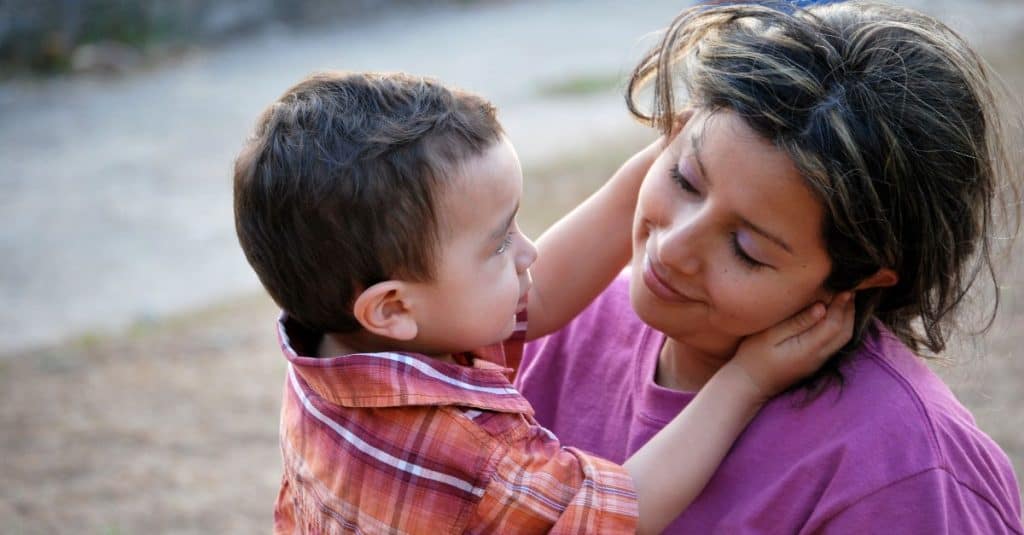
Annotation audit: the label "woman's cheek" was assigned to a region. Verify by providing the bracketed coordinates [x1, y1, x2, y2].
[711, 270, 787, 334]
[709, 270, 754, 323]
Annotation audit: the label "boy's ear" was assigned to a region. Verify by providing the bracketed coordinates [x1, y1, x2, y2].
[854, 268, 899, 291]
[352, 281, 418, 341]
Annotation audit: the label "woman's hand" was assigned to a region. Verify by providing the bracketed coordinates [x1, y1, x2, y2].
[724, 292, 855, 404]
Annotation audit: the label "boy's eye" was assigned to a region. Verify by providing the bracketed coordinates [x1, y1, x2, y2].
[670, 167, 700, 194]
[496, 233, 514, 255]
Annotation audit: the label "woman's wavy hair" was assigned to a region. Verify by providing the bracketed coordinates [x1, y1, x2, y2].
[627, 1, 1020, 387]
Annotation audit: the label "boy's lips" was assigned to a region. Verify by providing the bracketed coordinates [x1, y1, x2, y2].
[642, 254, 702, 304]
[515, 284, 530, 313]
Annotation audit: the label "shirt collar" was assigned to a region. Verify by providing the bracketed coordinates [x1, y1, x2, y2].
[277, 314, 533, 415]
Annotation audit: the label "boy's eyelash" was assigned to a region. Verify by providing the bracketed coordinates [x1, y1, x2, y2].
[496, 233, 514, 254]
[670, 167, 699, 194]
[730, 232, 767, 270]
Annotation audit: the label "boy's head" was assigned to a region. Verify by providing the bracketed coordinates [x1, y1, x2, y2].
[234, 71, 522, 342]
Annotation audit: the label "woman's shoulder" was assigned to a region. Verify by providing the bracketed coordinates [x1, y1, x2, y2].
[769, 324, 989, 454]
[847, 323, 983, 441]
[751, 323, 1021, 524]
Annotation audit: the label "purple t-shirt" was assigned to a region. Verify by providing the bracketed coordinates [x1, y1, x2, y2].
[516, 274, 1023, 533]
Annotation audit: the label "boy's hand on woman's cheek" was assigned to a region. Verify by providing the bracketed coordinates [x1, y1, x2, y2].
[726, 292, 855, 403]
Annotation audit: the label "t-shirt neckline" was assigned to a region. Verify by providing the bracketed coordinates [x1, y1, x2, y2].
[635, 324, 698, 426]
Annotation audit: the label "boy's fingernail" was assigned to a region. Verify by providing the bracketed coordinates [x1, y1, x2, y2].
[812, 303, 826, 319]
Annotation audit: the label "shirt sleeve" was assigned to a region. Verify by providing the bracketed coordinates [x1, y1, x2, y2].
[466, 425, 638, 534]
[273, 472, 297, 535]
[811, 468, 1024, 535]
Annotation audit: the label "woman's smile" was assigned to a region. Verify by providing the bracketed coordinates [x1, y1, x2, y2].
[642, 248, 704, 305]
[629, 110, 833, 352]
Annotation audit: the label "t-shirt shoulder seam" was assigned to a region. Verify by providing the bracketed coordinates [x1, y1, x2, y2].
[860, 341, 945, 461]
[937, 466, 1024, 534]
[818, 465, 1023, 533]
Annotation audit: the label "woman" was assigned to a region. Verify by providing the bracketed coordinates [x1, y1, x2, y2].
[516, 2, 1022, 532]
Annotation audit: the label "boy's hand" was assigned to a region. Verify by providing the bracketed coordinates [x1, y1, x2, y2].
[525, 110, 692, 341]
[725, 292, 855, 404]
[632, 109, 692, 167]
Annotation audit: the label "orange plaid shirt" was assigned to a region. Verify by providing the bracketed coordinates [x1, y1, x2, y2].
[273, 314, 638, 534]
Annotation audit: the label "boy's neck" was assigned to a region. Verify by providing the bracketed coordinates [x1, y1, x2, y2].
[318, 331, 458, 364]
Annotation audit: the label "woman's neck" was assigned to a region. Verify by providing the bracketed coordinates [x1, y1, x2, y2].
[655, 337, 740, 392]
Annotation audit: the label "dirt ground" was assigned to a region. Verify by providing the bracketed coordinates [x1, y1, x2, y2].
[2, 15, 1024, 535]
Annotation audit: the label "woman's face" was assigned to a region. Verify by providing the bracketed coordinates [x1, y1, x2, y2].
[629, 110, 834, 356]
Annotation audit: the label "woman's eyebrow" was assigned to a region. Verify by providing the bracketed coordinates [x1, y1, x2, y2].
[742, 217, 794, 255]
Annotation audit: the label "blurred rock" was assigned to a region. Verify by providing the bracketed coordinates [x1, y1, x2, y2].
[1, 0, 482, 76]
[70, 41, 143, 75]
[199, 0, 274, 37]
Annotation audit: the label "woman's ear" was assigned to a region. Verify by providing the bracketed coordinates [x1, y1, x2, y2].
[352, 281, 418, 341]
[854, 268, 899, 291]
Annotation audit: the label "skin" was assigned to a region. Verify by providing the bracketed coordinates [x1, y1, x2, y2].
[325, 136, 537, 358]
[403, 136, 538, 354]
[326, 123, 857, 534]
[630, 110, 838, 392]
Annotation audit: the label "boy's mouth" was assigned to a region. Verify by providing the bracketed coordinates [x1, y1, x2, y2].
[515, 273, 532, 313]
[515, 291, 529, 313]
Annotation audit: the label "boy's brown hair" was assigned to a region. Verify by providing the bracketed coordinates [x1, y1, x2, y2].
[234, 71, 503, 333]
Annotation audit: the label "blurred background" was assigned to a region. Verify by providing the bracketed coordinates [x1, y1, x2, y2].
[0, 0, 1021, 532]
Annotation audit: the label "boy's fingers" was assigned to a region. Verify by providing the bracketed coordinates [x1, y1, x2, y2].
[786, 292, 854, 354]
[816, 293, 856, 356]
[770, 301, 826, 347]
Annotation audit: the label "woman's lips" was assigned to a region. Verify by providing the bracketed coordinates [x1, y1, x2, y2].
[642, 254, 700, 304]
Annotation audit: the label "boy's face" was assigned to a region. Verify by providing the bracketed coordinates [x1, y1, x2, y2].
[406, 136, 537, 353]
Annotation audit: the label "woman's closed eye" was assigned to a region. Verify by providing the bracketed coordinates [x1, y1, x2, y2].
[730, 231, 769, 270]
[670, 167, 700, 195]
[671, 163, 772, 270]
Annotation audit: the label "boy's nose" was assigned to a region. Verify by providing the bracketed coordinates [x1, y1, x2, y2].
[516, 234, 538, 273]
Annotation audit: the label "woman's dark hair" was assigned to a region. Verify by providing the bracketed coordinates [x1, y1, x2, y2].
[627, 1, 1020, 386]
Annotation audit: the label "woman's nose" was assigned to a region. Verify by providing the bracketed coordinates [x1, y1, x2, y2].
[657, 216, 704, 276]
